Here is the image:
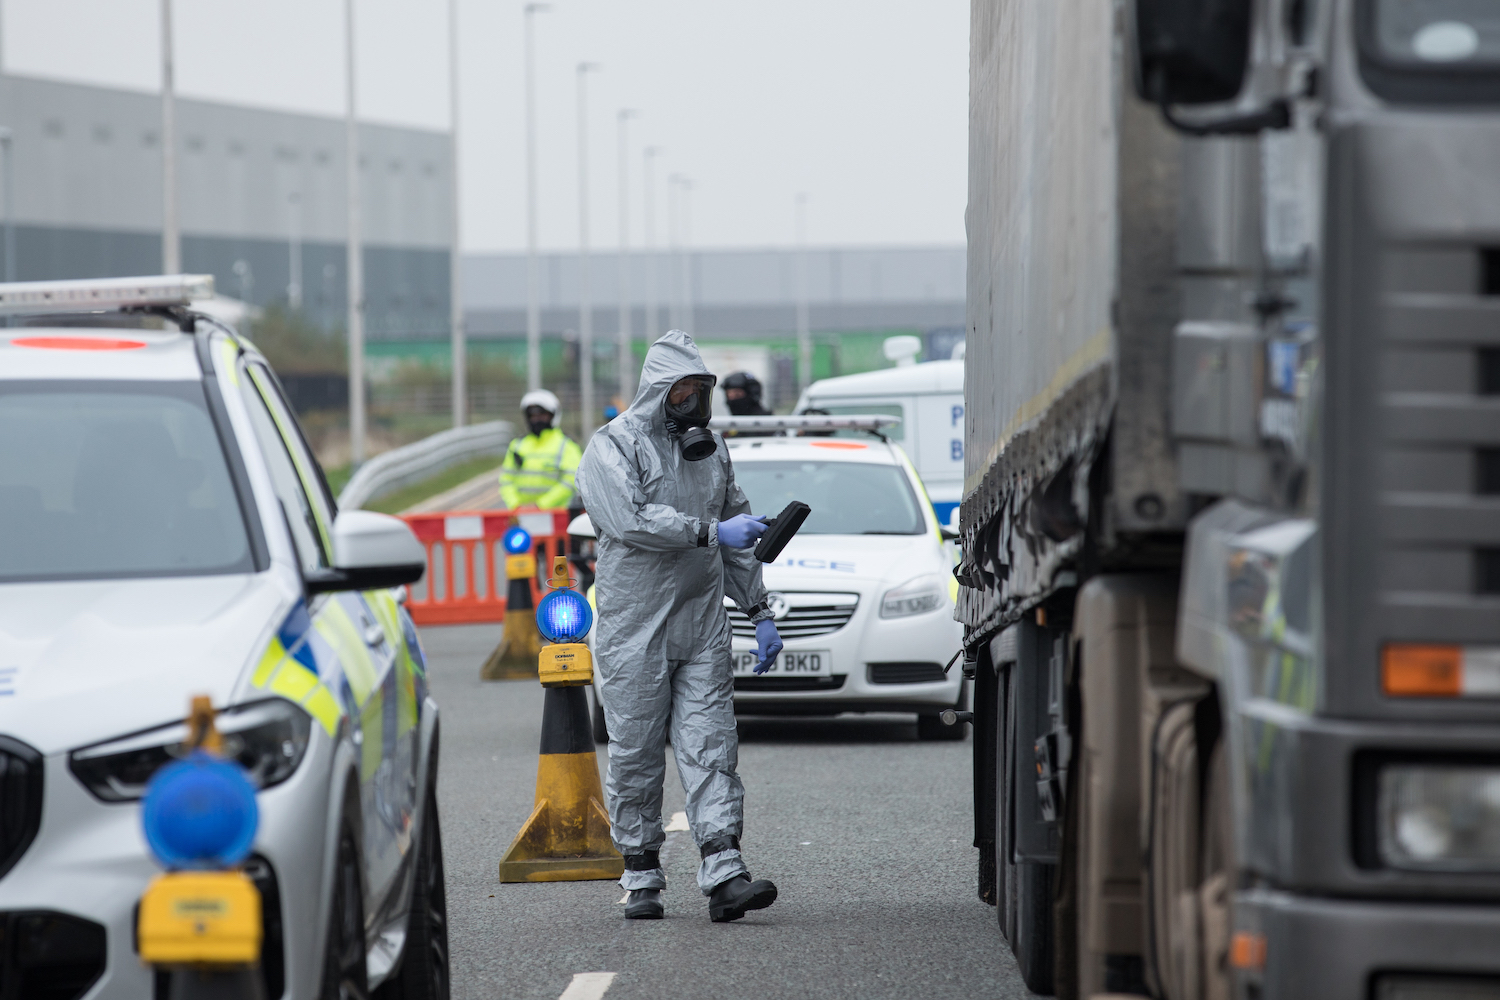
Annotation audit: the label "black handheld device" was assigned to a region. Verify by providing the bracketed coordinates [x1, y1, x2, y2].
[753, 501, 811, 563]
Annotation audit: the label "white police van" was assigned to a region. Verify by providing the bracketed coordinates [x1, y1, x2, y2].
[795, 346, 965, 530]
[0, 276, 445, 999]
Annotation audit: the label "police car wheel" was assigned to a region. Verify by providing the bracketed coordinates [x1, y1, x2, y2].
[321, 818, 369, 1000]
[378, 773, 449, 999]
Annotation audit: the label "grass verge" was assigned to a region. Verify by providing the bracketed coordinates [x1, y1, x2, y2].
[357, 455, 504, 515]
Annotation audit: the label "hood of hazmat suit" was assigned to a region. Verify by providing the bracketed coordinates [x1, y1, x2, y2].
[576, 330, 770, 895]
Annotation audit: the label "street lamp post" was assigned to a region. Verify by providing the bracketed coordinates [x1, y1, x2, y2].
[0, 128, 14, 285]
[796, 194, 811, 393]
[449, 0, 466, 427]
[642, 146, 661, 345]
[524, 3, 551, 393]
[616, 110, 636, 408]
[576, 61, 600, 439]
[345, 0, 366, 465]
[666, 174, 680, 332]
[287, 190, 302, 310]
[160, 0, 180, 274]
[673, 176, 695, 337]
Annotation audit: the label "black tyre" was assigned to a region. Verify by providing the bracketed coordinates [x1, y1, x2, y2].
[590, 686, 609, 744]
[916, 681, 970, 741]
[1014, 861, 1056, 994]
[377, 777, 449, 999]
[322, 816, 369, 1000]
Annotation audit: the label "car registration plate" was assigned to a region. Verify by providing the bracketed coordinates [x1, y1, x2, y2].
[732, 649, 832, 677]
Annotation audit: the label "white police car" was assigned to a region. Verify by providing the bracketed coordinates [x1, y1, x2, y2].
[719, 416, 965, 738]
[0, 277, 445, 999]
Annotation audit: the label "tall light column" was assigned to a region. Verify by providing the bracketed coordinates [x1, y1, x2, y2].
[796, 193, 811, 393]
[575, 61, 600, 439]
[642, 146, 662, 343]
[449, 0, 467, 427]
[666, 174, 681, 331]
[160, 0, 179, 274]
[0, 129, 14, 285]
[523, 3, 551, 392]
[679, 177, 695, 337]
[616, 110, 637, 407]
[287, 190, 302, 309]
[345, 0, 366, 465]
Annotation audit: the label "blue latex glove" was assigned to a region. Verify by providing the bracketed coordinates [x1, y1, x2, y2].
[718, 513, 768, 549]
[753, 618, 784, 675]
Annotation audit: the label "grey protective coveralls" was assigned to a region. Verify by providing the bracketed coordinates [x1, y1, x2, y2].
[576, 331, 771, 893]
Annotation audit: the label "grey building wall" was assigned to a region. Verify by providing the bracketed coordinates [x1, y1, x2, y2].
[461, 245, 966, 338]
[0, 73, 452, 338]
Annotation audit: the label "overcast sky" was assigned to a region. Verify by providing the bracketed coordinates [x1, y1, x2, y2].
[3, 0, 969, 254]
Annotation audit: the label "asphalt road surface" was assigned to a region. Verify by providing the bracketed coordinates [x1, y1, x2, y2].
[423, 623, 1038, 1000]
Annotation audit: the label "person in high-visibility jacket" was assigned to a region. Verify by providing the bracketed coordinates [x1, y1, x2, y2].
[500, 389, 583, 510]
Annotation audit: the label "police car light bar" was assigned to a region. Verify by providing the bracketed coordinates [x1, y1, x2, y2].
[709, 414, 902, 434]
[0, 274, 215, 314]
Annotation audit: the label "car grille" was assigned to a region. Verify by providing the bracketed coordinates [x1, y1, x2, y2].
[0, 911, 106, 1000]
[734, 675, 847, 693]
[726, 594, 859, 640]
[0, 738, 43, 882]
[868, 662, 947, 684]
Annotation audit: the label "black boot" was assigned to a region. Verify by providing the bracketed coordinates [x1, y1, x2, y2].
[708, 874, 777, 923]
[624, 888, 663, 919]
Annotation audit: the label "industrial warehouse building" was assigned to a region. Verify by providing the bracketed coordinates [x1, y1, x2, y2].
[0, 70, 964, 416]
[0, 71, 453, 339]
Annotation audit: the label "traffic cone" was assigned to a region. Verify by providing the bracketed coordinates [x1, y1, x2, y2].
[498, 558, 622, 883]
[481, 531, 543, 681]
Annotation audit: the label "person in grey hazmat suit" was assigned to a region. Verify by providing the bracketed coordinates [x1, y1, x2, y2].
[576, 330, 784, 922]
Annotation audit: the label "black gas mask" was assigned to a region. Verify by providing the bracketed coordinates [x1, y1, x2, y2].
[664, 375, 717, 461]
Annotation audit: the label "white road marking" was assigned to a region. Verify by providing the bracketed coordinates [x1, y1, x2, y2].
[664, 811, 689, 832]
[558, 972, 617, 1000]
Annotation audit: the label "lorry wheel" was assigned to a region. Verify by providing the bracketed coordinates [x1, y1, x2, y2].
[378, 776, 449, 999]
[997, 661, 1054, 993]
[590, 687, 609, 744]
[995, 663, 1013, 943]
[1013, 861, 1056, 994]
[321, 816, 369, 1000]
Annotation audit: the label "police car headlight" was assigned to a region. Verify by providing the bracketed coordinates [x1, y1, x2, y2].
[1379, 764, 1500, 870]
[880, 574, 948, 618]
[69, 699, 312, 803]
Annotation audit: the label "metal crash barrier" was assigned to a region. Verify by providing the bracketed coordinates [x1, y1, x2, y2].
[400, 508, 571, 625]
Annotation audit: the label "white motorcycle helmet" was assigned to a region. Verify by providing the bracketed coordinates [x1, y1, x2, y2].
[520, 389, 561, 417]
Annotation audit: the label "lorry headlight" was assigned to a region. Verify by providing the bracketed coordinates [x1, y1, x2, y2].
[70, 699, 312, 803]
[880, 574, 947, 618]
[1379, 764, 1500, 870]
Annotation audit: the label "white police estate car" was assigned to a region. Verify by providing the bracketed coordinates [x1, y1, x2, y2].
[720, 416, 965, 738]
[0, 277, 445, 999]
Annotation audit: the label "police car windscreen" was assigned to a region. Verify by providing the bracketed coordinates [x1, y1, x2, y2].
[0, 381, 254, 582]
[733, 461, 925, 535]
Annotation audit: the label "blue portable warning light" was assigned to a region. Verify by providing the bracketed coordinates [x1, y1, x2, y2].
[503, 526, 532, 555]
[141, 752, 259, 870]
[536, 589, 593, 643]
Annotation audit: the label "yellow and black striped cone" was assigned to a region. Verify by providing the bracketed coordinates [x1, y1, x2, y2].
[481, 577, 543, 681]
[498, 685, 623, 882]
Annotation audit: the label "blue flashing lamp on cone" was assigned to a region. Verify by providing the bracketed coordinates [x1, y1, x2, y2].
[137, 696, 265, 998]
[481, 522, 545, 681]
[498, 557, 623, 883]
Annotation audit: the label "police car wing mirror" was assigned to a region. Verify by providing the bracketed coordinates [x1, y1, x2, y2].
[940, 528, 959, 542]
[306, 510, 427, 594]
[753, 501, 811, 563]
